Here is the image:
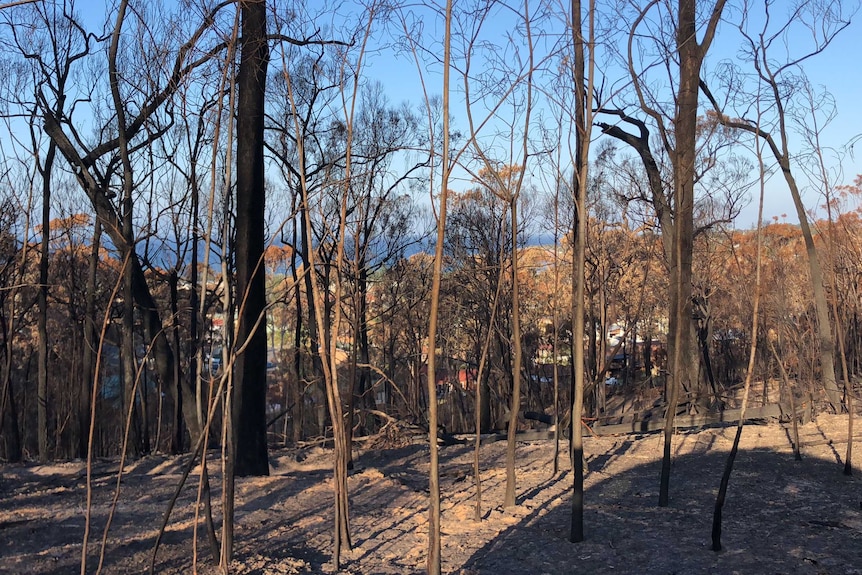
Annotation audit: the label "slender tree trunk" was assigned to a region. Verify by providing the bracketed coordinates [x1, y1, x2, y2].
[712, 129, 765, 552]
[291, 220, 304, 443]
[347, 294, 359, 467]
[844, 367, 853, 475]
[37, 141, 55, 462]
[570, 0, 595, 542]
[570, 178, 586, 542]
[220, 368, 235, 569]
[186, 165, 201, 454]
[77, 220, 101, 459]
[358, 268, 376, 424]
[169, 271, 185, 454]
[425, 3, 452, 571]
[504, 196, 523, 508]
[832, 283, 853, 476]
[552, 195, 561, 475]
[121, 189, 141, 457]
[785, 171, 841, 411]
[1, 375, 21, 461]
[588, 306, 598, 389]
[769, 339, 801, 460]
[139, 352, 151, 452]
[0, 309, 21, 461]
[473, 364, 484, 521]
[299, 201, 324, 435]
[121, 276, 141, 457]
[480, 364, 491, 432]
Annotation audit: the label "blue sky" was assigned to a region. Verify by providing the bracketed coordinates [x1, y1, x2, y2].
[705, 2, 862, 228]
[365, 1, 862, 230]
[8, 0, 860, 233]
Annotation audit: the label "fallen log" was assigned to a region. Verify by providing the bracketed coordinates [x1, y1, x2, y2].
[591, 403, 795, 436]
[524, 411, 554, 425]
[798, 435, 862, 448]
[455, 430, 558, 444]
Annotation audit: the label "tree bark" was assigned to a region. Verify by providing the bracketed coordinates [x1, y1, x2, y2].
[110, 0, 141, 458]
[425, 3, 452, 571]
[504, 195, 523, 508]
[37, 139, 55, 462]
[233, 0, 270, 477]
[659, 0, 726, 507]
[168, 270, 185, 455]
[78, 219, 100, 459]
[0, 311, 21, 461]
[291, 212, 304, 444]
[570, 0, 592, 542]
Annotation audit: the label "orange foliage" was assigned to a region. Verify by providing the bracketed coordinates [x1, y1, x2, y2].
[34, 213, 92, 235]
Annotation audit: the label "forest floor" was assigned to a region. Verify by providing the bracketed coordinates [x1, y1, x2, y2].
[2, 413, 862, 574]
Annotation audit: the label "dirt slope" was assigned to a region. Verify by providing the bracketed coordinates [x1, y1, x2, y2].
[1, 415, 861, 574]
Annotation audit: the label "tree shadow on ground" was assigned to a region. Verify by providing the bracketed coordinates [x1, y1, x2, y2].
[6, 431, 862, 575]
[461, 446, 862, 575]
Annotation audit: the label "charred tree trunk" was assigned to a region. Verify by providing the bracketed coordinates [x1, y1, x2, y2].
[43, 119, 203, 448]
[185, 162, 202, 454]
[121, 285, 142, 458]
[504, 196, 523, 508]
[77, 220, 101, 459]
[659, 0, 725, 507]
[0, 308, 21, 461]
[233, 0, 270, 478]
[358, 266, 377, 423]
[569, 0, 594, 543]
[168, 270, 185, 454]
[36, 138, 57, 462]
[300, 200, 324, 435]
[110, 4, 144, 458]
[291, 220, 304, 443]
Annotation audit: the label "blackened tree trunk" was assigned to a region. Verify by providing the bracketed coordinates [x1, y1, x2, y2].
[357, 265, 377, 422]
[291, 210, 304, 444]
[77, 219, 100, 459]
[659, 0, 726, 507]
[184, 147, 202, 455]
[0, 310, 21, 462]
[121, 286, 142, 457]
[110, 0, 141, 458]
[570, 0, 590, 543]
[168, 270, 185, 454]
[300, 199, 324, 435]
[504, 194, 523, 508]
[36, 139, 55, 462]
[347, 260, 377, 461]
[233, 0, 270, 477]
